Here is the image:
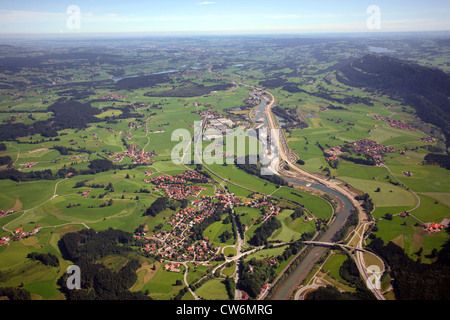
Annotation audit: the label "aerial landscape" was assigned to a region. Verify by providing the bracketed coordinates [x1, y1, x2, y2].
[0, 0, 449, 306]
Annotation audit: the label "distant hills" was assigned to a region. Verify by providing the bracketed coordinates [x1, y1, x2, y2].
[337, 54, 450, 147]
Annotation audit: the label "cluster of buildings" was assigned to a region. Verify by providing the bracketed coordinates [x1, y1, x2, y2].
[79, 189, 91, 197]
[372, 115, 416, 131]
[98, 93, 127, 100]
[107, 144, 158, 164]
[0, 236, 10, 246]
[1, 226, 41, 246]
[346, 139, 396, 165]
[0, 209, 14, 218]
[206, 118, 234, 134]
[422, 222, 444, 233]
[138, 198, 220, 261]
[159, 184, 204, 201]
[25, 162, 38, 169]
[420, 137, 437, 143]
[146, 171, 209, 200]
[163, 263, 181, 273]
[402, 171, 413, 177]
[324, 146, 344, 164]
[136, 176, 281, 265]
[128, 121, 145, 131]
[68, 155, 88, 161]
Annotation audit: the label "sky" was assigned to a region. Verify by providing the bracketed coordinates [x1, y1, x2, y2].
[0, 0, 449, 35]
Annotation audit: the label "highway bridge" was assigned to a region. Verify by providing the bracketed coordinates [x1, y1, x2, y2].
[303, 241, 373, 254]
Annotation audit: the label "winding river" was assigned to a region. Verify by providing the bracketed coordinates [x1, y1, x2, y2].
[269, 178, 354, 300]
[249, 92, 356, 300]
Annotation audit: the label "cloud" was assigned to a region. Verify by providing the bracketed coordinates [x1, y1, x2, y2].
[0, 9, 66, 23]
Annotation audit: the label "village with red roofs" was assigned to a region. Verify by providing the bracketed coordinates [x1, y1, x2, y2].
[135, 170, 281, 269]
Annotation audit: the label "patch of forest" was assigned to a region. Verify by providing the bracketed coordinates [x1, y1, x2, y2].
[47, 99, 102, 129]
[0, 287, 31, 300]
[0, 51, 119, 73]
[367, 235, 450, 300]
[190, 204, 227, 241]
[424, 153, 450, 170]
[249, 216, 282, 246]
[27, 252, 60, 267]
[0, 100, 101, 141]
[57, 228, 151, 300]
[238, 258, 276, 299]
[115, 73, 172, 90]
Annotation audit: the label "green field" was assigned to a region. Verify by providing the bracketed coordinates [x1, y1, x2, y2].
[269, 209, 316, 242]
[272, 187, 333, 219]
[195, 279, 230, 300]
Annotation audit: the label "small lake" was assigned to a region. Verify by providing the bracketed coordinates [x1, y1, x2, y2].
[112, 69, 179, 82]
[368, 46, 396, 53]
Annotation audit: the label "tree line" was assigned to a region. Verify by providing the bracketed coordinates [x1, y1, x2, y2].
[235, 156, 288, 187]
[249, 216, 282, 246]
[27, 252, 59, 267]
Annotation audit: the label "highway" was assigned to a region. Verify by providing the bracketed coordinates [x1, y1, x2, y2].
[252, 89, 387, 300]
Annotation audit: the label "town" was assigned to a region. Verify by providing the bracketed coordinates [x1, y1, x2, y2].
[107, 143, 158, 164]
[136, 171, 281, 267]
[345, 138, 397, 165]
[373, 114, 417, 131]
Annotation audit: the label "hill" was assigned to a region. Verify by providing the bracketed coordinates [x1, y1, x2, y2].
[337, 54, 450, 147]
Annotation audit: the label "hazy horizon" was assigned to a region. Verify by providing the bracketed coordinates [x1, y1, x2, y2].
[1, 1, 449, 37]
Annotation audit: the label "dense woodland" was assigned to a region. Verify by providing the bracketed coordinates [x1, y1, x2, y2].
[0, 287, 31, 300]
[27, 252, 60, 267]
[368, 235, 450, 300]
[424, 153, 450, 170]
[355, 193, 375, 214]
[58, 228, 151, 300]
[238, 258, 276, 299]
[115, 73, 171, 90]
